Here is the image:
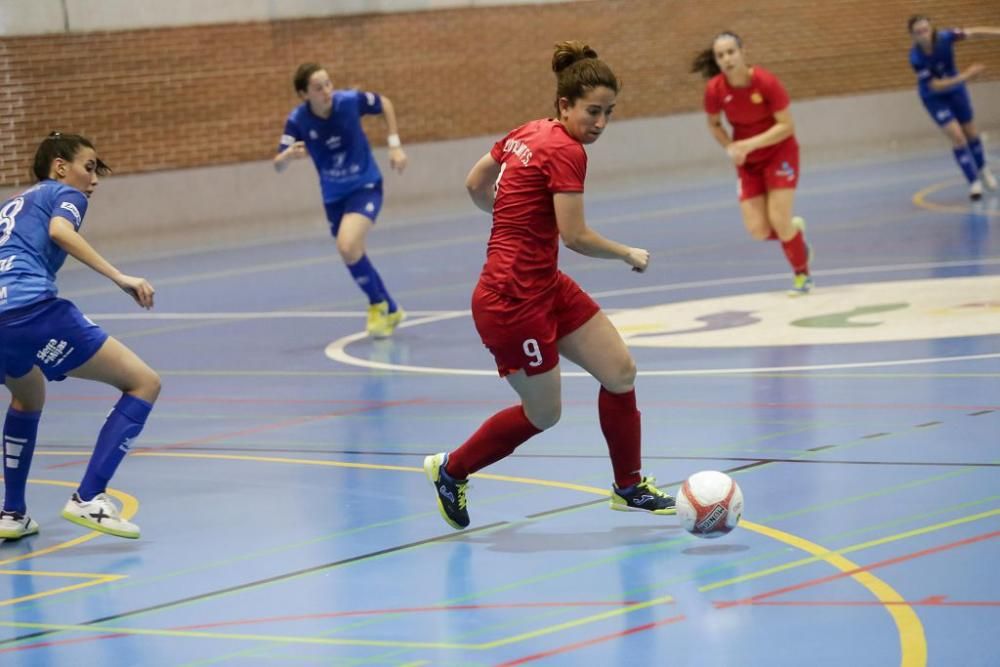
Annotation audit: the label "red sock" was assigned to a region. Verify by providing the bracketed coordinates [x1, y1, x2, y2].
[599, 387, 642, 488]
[445, 405, 541, 479]
[781, 230, 809, 274]
[766, 229, 779, 241]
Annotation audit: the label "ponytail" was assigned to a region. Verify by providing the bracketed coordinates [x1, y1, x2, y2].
[691, 31, 743, 80]
[690, 48, 720, 79]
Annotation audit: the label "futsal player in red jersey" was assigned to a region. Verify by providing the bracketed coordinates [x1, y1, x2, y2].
[693, 32, 813, 295]
[424, 41, 676, 530]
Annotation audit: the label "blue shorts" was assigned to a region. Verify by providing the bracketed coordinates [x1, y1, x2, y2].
[323, 182, 383, 237]
[0, 298, 109, 383]
[921, 88, 974, 126]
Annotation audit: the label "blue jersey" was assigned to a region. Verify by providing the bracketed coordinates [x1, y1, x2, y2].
[910, 29, 966, 99]
[0, 180, 88, 313]
[279, 89, 384, 203]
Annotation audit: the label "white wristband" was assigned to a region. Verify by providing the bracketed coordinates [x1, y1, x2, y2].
[387, 134, 401, 149]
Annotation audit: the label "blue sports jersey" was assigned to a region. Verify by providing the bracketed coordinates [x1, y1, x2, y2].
[278, 89, 384, 203]
[0, 180, 88, 313]
[910, 28, 966, 99]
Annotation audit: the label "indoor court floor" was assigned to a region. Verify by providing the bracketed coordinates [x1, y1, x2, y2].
[1, 147, 998, 666]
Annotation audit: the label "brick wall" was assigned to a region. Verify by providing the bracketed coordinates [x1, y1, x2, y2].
[2, 0, 998, 186]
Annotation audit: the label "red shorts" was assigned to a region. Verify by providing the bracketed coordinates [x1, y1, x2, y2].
[737, 137, 799, 201]
[472, 272, 601, 377]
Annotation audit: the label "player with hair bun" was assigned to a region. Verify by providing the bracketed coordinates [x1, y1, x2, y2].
[424, 41, 676, 530]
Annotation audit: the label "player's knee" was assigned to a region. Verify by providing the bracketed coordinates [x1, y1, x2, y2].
[148, 371, 162, 402]
[605, 356, 637, 393]
[10, 396, 44, 413]
[747, 224, 771, 241]
[618, 354, 639, 391]
[134, 369, 161, 404]
[336, 238, 364, 264]
[524, 401, 561, 430]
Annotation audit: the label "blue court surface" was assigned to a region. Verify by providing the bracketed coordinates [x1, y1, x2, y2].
[1, 148, 998, 666]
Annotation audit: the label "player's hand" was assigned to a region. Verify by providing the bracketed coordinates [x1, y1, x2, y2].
[726, 141, 750, 166]
[625, 247, 650, 273]
[116, 274, 155, 310]
[283, 141, 308, 161]
[964, 63, 986, 80]
[389, 147, 408, 173]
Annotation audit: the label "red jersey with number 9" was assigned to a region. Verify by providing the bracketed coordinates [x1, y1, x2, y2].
[479, 119, 587, 299]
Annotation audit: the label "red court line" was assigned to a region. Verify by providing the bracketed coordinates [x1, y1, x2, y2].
[43, 398, 426, 469]
[0, 601, 642, 654]
[171, 600, 644, 632]
[0, 633, 130, 655]
[715, 530, 1000, 610]
[495, 614, 686, 666]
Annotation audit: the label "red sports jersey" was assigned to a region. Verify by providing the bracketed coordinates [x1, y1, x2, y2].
[704, 66, 795, 163]
[480, 119, 586, 299]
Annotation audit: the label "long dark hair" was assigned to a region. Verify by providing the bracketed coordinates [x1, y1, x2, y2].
[32, 132, 110, 182]
[691, 31, 743, 79]
[551, 40, 620, 114]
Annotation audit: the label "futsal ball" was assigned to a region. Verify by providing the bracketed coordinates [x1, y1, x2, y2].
[677, 471, 743, 538]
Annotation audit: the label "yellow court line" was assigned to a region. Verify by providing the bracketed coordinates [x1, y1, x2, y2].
[0, 569, 125, 579]
[700, 508, 1000, 593]
[10, 451, 925, 663]
[0, 595, 675, 651]
[0, 576, 125, 608]
[0, 478, 136, 607]
[0, 621, 472, 649]
[476, 594, 673, 650]
[912, 178, 1000, 216]
[0, 479, 138, 567]
[730, 522, 928, 666]
[125, 451, 614, 497]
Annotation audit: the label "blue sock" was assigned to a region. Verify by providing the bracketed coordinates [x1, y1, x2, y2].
[347, 255, 396, 311]
[77, 394, 152, 501]
[369, 268, 397, 313]
[967, 137, 985, 171]
[953, 146, 979, 183]
[3, 407, 41, 514]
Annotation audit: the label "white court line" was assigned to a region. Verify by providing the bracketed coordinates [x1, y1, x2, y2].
[592, 258, 1000, 298]
[89, 259, 1000, 320]
[62, 167, 961, 297]
[325, 260, 1000, 377]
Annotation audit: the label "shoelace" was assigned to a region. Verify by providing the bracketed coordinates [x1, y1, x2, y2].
[456, 483, 468, 510]
[637, 477, 669, 498]
[88, 494, 121, 517]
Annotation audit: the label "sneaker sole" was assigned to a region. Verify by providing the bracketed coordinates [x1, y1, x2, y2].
[609, 498, 678, 516]
[61, 511, 140, 539]
[0, 523, 39, 540]
[423, 455, 465, 530]
[370, 309, 407, 339]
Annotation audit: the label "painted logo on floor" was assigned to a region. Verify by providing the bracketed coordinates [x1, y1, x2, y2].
[610, 276, 1000, 347]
